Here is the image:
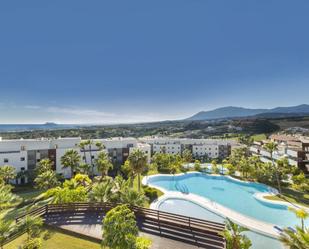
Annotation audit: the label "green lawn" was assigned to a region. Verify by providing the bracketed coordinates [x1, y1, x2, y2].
[263, 187, 309, 208]
[4, 227, 101, 249]
[16, 189, 43, 202]
[250, 134, 267, 142]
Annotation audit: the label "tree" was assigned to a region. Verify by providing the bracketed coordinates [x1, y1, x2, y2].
[89, 181, 113, 203]
[0, 219, 15, 249]
[0, 165, 16, 184]
[182, 149, 192, 163]
[0, 184, 20, 210]
[85, 140, 95, 176]
[120, 188, 148, 206]
[61, 149, 81, 177]
[194, 160, 201, 172]
[34, 170, 59, 190]
[46, 186, 87, 204]
[20, 216, 43, 241]
[211, 160, 220, 174]
[280, 226, 309, 249]
[221, 219, 251, 249]
[263, 142, 281, 194]
[102, 204, 151, 249]
[96, 151, 113, 179]
[21, 238, 42, 249]
[77, 162, 91, 175]
[292, 172, 309, 192]
[79, 140, 89, 164]
[289, 207, 309, 231]
[128, 150, 148, 192]
[36, 159, 53, 175]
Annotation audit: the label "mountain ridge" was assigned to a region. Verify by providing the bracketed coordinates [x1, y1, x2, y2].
[187, 104, 309, 121]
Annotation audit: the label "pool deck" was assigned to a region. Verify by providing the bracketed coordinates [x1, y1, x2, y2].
[143, 172, 285, 239]
[44, 212, 209, 249]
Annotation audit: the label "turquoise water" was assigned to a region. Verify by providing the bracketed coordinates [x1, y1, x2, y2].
[158, 198, 283, 249]
[148, 173, 308, 228]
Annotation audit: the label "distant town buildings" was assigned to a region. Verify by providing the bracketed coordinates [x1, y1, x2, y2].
[250, 134, 309, 172]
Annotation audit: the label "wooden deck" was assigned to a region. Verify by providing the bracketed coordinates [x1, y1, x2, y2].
[15, 203, 226, 249]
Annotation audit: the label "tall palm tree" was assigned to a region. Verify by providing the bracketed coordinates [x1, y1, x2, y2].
[95, 151, 113, 179]
[289, 207, 309, 231]
[95, 141, 104, 151]
[61, 149, 81, 177]
[128, 149, 148, 192]
[0, 219, 15, 249]
[263, 142, 281, 194]
[79, 141, 89, 164]
[280, 226, 309, 249]
[0, 165, 16, 184]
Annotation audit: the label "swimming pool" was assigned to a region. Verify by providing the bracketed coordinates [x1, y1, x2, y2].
[145, 173, 308, 229]
[158, 198, 283, 249]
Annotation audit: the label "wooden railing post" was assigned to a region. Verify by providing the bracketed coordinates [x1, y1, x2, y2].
[157, 210, 161, 236]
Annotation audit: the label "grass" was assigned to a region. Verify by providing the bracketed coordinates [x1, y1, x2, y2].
[263, 187, 309, 208]
[250, 134, 267, 142]
[4, 227, 101, 249]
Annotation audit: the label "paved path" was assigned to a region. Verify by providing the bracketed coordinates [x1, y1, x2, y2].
[45, 212, 203, 249]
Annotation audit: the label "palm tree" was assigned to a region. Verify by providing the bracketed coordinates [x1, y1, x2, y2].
[95, 151, 113, 179]
[0, 185, 20, 210]
[289, 207, 309, 231]
[0, 165, 16, 184]
[221, 219, 251, 249]
[95, 141, 104, 151]
[128, 150, 148, 192]
[85, 140, 95, 175]
[78, 163, 91, 175]
[79, 141, 89, 164]
[61, 149, 81, 177]
[120, 188, 148, 206]
[19, 215, 43, 241]
[34, 170, 60, 190]
[0, 219, 15, 249]
[263, 142, 281, 194]
[89, 181, 113, 203]
[280, 226, 309, 249]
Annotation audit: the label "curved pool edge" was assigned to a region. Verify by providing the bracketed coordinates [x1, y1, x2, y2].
[142, 172, 285, 239]
[254, 193, 309, 212]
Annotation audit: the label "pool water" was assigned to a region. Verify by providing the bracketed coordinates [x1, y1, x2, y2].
[159, 198, 283, 249]
[148, 173, 308, 228]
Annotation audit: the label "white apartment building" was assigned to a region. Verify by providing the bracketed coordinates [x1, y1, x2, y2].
[140, 137, 237, 159]
[0, 136, 237, 183]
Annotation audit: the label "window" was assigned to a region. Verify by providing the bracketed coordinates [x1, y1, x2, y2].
[37, 159, 40, 162]
[21, 167, 25, 171]
[20, 157, 25, 161]
[4, 158, 9, 163]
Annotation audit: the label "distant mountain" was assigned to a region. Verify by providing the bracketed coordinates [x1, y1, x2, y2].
[187, 104, 309, 121]
[0, 123, 80, 132]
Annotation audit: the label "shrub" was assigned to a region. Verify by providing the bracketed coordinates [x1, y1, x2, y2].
[136, 237, 152, 249]
[22, 238, 42, 249]
[143, 186, 158, 201]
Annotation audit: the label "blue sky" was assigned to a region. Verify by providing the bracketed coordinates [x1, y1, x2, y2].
[0, 0, 308, 124]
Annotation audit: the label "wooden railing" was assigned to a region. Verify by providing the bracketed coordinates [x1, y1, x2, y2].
[14, 202, 226, 249]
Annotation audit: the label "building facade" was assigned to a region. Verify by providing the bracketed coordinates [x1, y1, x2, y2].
[0, 136, 237, 183]
[249, 134, 309, 172]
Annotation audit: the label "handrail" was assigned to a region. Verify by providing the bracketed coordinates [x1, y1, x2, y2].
[13, 202, 225, 248]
